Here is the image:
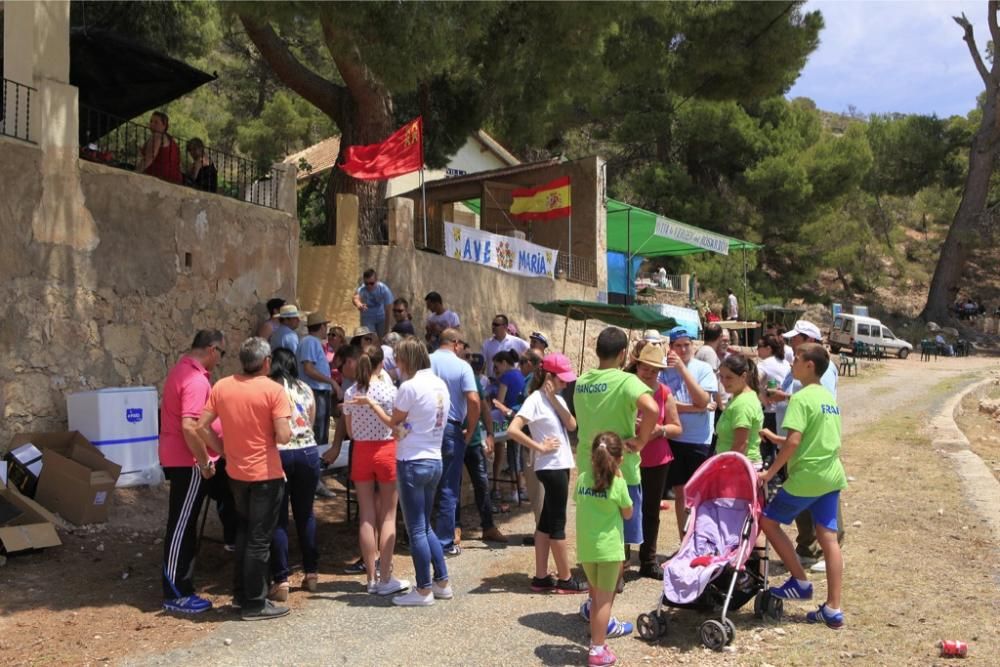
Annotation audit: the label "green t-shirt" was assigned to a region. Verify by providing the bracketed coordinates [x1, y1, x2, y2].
[574, 471, 632, 563]
[780, 383, 847, 497]
[574, 368, 652, 485]
[715, 390, 764, 463]
[466, 375, 485, 447]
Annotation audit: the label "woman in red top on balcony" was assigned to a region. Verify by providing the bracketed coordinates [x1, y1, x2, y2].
[137, 111, 182, 184]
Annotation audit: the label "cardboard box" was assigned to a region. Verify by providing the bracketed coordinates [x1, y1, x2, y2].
[0, 486, 62, 554]
[4, 442, 44, 497]
[8, 432, 122, 525]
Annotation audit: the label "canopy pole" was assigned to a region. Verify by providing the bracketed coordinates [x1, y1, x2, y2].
[626, 208, 632, 304]
[742, 247, 749, 347]
[579, 318, 588, 374]
[568, 212, 573, 275]
[562, 308, 572, 353]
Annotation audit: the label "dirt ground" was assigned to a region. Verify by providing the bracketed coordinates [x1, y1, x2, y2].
[2, 356, 999, 666]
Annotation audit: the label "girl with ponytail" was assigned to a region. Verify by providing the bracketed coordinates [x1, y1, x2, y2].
[716, 352, 765, 465]
[342, 344, 407, 596]
[574, 432, 634, 666]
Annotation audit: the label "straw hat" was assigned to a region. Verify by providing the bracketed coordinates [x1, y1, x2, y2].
[306, 312, 329, 327]
[277, 304, 304, 319]
[632, 341, 668, 368]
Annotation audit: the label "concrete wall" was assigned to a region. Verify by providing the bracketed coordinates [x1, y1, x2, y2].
[0, 137, 299, 443]
[298, 201, 606, 370]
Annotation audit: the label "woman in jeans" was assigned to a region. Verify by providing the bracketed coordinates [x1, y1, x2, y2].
[267, 348, 321, 600]
[505, 353, 587, 593]
[625, 340, 683, 580]
[352, 338, 452, 607]
[342, 344, 408, 596]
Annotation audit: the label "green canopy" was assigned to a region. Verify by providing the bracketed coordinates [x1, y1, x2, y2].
[463, 199, 760, 258]
[530, 300, 677, 331]
[605, 199, 761, 258]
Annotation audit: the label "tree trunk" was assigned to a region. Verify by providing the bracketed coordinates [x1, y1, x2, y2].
[922, 7, 1000, 322]
[326, 95, 393, 245]
[921, 98, 998, 322]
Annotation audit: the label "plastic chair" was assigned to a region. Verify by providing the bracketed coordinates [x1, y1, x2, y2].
[838, 353, 857, 377]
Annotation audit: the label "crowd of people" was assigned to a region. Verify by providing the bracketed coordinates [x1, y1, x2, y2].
[157, 267, 848, 665]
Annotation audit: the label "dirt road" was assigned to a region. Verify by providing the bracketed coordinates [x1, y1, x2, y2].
[123, 356, 1000, 667]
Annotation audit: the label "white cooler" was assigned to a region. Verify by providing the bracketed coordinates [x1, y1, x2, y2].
[67, 387, 160, 487]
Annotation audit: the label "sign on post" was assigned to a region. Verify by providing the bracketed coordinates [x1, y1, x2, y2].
[654, 216, 730, 256]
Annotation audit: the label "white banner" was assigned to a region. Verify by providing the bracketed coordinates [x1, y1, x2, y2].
[445, 222, 557, 279]
[654, 216, 730, 256]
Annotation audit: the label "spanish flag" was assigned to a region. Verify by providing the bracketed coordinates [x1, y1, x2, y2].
[510, 176, 572, 221]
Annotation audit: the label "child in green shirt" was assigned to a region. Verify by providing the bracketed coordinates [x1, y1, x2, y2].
[758, 343, 847, 630]
[575, 432, 633, 666]
[716, 353, 764, 464]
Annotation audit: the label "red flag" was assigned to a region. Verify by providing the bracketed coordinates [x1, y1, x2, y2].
[340, 117, 423, 180]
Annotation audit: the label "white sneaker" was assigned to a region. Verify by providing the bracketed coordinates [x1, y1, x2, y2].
[392, 589, 434, 607]
[810, 559, 838, 573]
[432, 581, 454, 600]
[376, 577, 410, 596]
[366, 580, 379, 594]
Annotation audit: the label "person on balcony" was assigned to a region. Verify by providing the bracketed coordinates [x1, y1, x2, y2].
[137, 111, 182, 184]
[185, 138, 218, 193]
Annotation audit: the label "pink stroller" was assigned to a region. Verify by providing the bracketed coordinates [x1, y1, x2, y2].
[636, 452, 783, 650]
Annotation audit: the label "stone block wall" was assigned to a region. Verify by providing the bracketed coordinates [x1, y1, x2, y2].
[0, 137, 298, 445]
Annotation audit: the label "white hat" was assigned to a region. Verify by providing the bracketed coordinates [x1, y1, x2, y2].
[643, 329, 665, 344]
[783, 320, 823, 342]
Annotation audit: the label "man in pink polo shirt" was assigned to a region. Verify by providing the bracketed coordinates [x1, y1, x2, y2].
[160, 329, 232, 614]
[198, 337, 292, 621]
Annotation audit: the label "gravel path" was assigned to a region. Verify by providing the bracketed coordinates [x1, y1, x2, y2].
[126, 356, 995, 667]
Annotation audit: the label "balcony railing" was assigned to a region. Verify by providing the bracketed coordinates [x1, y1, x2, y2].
[635, 271, 684, 292]
[1, 78, 36, 143]
[79, 105, 281, 209]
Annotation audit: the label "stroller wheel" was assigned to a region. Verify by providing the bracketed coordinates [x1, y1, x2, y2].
[766, 596, 784, 621]
[637, 613, 658, 641]
[722, 618, 736, 644]
[753, 591, 767, 619]
[700, 619, 727, 651]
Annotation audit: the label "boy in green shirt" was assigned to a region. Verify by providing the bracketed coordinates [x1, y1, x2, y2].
[574, 327, 658, 550]
[759, 343, 847, 629]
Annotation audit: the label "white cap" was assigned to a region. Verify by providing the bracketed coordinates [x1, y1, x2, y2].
[783, 320, 823, 342]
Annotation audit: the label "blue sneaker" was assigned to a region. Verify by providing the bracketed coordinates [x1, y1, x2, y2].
[579, 598, 591, 622]
[806, 604, 845, 629]
[769, 576, 813, 600]
[163, 595, 212, 614]
[606, 617, 633, 638]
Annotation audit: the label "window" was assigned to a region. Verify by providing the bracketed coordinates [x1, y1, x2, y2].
[841, 318, 852, 332]
[882, 327, 894, 339]
[857, 324, 871, 336]
[833, 316, 844, 331]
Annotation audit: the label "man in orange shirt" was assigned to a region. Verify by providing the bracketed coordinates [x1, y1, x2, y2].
[198, 337, 292, 621]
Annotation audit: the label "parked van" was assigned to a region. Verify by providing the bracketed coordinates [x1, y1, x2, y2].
[829, 314, 913, 359]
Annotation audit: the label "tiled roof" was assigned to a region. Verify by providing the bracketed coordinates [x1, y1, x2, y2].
[283, 136, 341, 180]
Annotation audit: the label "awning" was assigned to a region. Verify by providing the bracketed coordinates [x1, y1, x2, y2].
[606, 199, 761, 258]
[530, 300, 677, 331]
[68, 28, 216, 142]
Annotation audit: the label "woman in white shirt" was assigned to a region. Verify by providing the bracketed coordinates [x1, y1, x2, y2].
[505, 353, 586, 594]
[352, 338, 452, 607]
[343, 344, 408, 597]
[755, 333, 790, 468]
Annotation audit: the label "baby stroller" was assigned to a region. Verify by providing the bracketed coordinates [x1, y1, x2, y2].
[636, 452, 783, 650]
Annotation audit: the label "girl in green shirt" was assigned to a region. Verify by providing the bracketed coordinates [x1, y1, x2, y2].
[716, 353, 764, 465]
[575, 432, 634, 666]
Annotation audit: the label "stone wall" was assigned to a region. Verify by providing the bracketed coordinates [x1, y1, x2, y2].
[298, 234, 607, 371]
[0, 137, 299, 445]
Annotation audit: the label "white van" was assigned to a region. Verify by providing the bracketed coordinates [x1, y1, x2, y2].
[829, 314, 913, 359]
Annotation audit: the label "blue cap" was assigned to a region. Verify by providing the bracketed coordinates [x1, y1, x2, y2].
[667, 327, 691, 342]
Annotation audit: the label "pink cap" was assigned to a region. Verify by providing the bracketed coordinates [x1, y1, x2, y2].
[541, 353, 577, 382]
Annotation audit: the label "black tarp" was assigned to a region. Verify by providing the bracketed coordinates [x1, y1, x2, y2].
[67, 27, 215, 142]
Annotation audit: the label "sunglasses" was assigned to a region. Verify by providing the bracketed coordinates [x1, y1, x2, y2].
[365, 281, 376, 287]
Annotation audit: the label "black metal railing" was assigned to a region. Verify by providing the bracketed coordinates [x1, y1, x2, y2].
[556, 253, 598, 286]
[1, 78, 36, 143]
[79, 104, 281, 209]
